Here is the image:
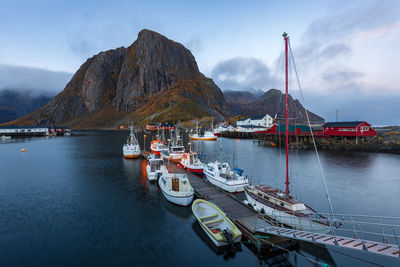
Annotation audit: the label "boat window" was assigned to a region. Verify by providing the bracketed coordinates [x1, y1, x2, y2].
[280, 202, 284, 207]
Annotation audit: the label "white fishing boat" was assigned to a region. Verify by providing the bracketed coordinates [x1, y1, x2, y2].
[189, 121, 217, 141]
[160, 129, 185, 163]
[192, 199, 242, 247]
[244, 33, 331, 233]
[146, 154, 163, 182]
[203, 161, 249, 193]
[123, 126, 141, 159]
[178, 143, 204, 175]
[158, 166, 194, 206]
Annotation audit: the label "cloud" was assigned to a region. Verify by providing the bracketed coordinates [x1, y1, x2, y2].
[210, 57, 272, 91]
[302, 89, 400, 125]
[0, 64, 73, 94]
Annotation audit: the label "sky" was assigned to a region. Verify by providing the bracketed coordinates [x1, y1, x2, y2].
[0, 0, 399, 125]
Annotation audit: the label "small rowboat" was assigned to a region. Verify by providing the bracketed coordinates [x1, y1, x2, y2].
[192, 199, 242, 247]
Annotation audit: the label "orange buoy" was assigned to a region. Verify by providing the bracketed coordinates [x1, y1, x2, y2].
[21, 148, 26, 152]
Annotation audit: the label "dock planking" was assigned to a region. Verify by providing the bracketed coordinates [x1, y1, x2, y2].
[165, 163, 289, 247]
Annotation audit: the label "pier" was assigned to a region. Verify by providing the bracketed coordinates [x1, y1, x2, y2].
[165, 163, 292, 252]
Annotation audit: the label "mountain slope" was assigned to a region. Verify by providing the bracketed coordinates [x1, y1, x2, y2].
[224, 89, 324, 124]
[0, 90, 53, 123]
[8, 30, 230, 128]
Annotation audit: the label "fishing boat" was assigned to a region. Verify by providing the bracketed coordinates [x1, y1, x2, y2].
[244, 33, 331, 233]
[161, 129, 185, 163]
[158, 165, 194, 206]
[203, 161, 249, 193]
[150, 129, 168, 155]
[192, 199, 242, 247]
[123, 126, 141, 159]
[189, 121, 217, 141]
[178, 143, 204, 175]
[146, 154, 163, 182]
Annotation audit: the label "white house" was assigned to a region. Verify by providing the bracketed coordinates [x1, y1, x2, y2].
[236, 118, 251, 126]
[236, 114, 274, 128]
[236, 125, 268, 133]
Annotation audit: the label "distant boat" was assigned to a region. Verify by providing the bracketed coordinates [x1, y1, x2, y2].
[203, 162, 249, 193]
[0, 135, 11, 139]
[189, 121, 217, 141]
[146, 154, 163, 182]
[192, 199, 242, 247]
[123, 126, 141, 159]
[178, 143, 204, 175]
[158, 166, 194, 206]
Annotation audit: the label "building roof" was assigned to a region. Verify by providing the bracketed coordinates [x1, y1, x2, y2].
[237, 118, 249, 122]
[323, 121, 366, 127]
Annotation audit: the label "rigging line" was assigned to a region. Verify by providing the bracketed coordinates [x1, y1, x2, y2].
[272, 41, 285, 92]
[288, 39, 334, 216]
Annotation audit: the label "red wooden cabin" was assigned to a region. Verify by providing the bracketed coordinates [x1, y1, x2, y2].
[322, 121, 377, 137]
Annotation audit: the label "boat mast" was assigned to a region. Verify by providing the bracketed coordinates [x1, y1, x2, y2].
[283, 32, 290, 195]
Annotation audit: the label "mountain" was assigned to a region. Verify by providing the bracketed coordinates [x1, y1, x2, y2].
[7, 30, 230, 128]
[0, 89, 53, 123]
[224, 89, 324, 124]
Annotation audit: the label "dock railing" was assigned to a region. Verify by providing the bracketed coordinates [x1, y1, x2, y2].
[257, 211, 400, 254]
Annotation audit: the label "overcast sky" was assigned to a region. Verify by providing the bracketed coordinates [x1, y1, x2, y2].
[0, 0, 399, 124]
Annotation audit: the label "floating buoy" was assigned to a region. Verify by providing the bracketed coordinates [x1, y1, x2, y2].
[21, 148, 26, 152]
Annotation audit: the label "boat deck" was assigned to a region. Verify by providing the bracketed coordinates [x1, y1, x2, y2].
[165, 163, 289, 247]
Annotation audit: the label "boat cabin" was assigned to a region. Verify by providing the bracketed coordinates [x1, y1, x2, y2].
[252, 185, 307, 212]
[149, 158, 163, 172]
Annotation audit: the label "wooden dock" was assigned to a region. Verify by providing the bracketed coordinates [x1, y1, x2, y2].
[165, 163, 290, 250]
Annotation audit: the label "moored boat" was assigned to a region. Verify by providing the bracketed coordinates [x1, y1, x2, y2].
[158, 165, 194, 206]
[0, 135, 11, 139]
[244, 185, 330, 233]
[146, 154, 163, 182]
[192, 199, 242, 247]
[178, 143, 204, 175]
[203, 161, 249, 193]
[189, 131, 217, 141]
[161, 129, 185, 163]
[244, 32, 332, 234]
[123, 126, 141, 159]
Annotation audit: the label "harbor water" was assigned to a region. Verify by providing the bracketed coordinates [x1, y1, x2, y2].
[1, 131, 399, 266]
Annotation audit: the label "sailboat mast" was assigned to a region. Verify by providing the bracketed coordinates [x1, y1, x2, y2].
[283, 32, 290, 195]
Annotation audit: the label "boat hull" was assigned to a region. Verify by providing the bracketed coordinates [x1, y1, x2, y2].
[204, 172, 248, 193]
[146, 165, 160, 182]
[244, 191, 330, 233]
[151, 149, 161, 156]
[198, 223, 241, 247]
[159, 187, 194, 206]
[123, 153, 140, 159]
[189, 136, 217, 141]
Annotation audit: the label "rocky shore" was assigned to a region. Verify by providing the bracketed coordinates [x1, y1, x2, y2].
[316, 127, 400, 154]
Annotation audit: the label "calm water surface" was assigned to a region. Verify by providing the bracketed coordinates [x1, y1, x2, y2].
[1, 131, 399, 266]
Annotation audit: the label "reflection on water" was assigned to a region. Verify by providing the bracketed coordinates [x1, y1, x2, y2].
[1, 131, 399, 266]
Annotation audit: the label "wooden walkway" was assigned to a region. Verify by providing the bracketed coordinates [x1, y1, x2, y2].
[257, 226, 400, 258]
[165, 163, 289, 247]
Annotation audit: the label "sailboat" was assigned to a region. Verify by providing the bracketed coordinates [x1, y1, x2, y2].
[123, 126, 141, 159]
[189, 121, 217, 141]
[244, 33, 331, 233]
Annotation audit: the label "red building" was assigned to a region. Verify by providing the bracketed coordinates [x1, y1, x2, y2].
[322, 121, 377, 137]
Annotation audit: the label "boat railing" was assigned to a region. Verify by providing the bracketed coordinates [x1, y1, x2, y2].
[258, 211, 400, 249]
